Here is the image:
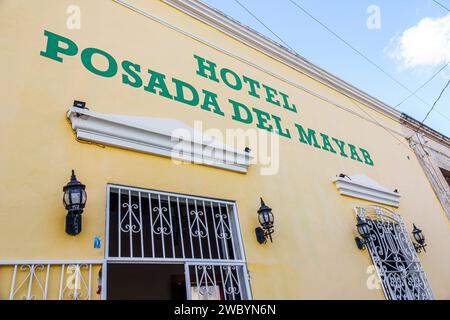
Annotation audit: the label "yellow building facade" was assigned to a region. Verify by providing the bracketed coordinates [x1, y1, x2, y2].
[0, 0, 449, 300]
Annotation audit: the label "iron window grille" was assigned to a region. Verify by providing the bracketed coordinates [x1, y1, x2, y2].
[355, 205, 434, 300]
[105, 184, 252, 300]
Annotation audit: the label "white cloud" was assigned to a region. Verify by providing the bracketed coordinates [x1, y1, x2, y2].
[386, 13, 450, 69]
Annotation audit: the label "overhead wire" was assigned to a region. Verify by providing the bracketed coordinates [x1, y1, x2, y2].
[421, 79, 450, 124]
[395, 63, 448, 108]
[233, 0, 295, 51]
[233, 0, 413, 151]
[286, 0, 450, 122]
[432, 0, 450, 12]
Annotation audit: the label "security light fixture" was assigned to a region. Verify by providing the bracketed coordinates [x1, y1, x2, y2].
[412, 224, 427, 253]
[63, 170, 87, 235]
[255, 198, 274, 244]
[73, 100, 86, 109]
[355, 215, 371, 250]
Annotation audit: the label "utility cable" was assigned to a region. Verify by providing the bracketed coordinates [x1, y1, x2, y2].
[395, 63, 448, 108]
[433, 0, 450, 12]
[421, 79, 450, 124]
[286, 0, 448, 120]
[233, 0, 295, 51]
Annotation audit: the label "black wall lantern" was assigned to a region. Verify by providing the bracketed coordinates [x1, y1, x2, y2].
[412, 224, 427, 253]
[255, 198, 274, 244]
[63, 170, 87, 235]
[355, 215, 371, 250]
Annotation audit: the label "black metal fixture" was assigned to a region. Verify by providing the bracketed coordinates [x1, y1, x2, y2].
[63, 170, 87, 235]
[73, 100, 86, 109]
[338, 173, 351, 180]
[255, 198, 274, 244]
[412, 224, 427, 253]
[355, 215, 371, 250]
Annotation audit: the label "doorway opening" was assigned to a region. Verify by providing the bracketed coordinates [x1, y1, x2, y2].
[107, 263, 186, 300]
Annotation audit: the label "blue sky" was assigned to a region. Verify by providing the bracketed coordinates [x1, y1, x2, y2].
[202, 0, 450, 137]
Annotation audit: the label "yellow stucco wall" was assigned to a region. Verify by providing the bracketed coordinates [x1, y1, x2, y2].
[0, 0, 449, 299]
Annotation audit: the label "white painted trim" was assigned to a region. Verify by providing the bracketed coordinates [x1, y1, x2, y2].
[67, 107, 252, 173]
[108, 183, 236, 205]
[333, 175, 400, 207]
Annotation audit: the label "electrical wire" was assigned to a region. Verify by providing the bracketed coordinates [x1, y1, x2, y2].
[286, 0, 412, 94]
[233, 0, 294, 51]
[395, 63, 449, 108]
[286, 0, 449, 121]
[421, 79, 450, 123]
[432, 0, 450, 11]
[115, 0, 408, 137]
[234, 0, 450, 158]
[436, 109, 450, 122]
[347, 97, 412, 151]
[232, 0, 412, 151]
[117, 0, 449, 144]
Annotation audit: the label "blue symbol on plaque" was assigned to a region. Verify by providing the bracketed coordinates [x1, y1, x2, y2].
[94, 236, 101, 249]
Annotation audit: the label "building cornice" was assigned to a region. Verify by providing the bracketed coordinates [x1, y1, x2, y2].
[162, 0, 402, 122]
[400, 113, 450, 148]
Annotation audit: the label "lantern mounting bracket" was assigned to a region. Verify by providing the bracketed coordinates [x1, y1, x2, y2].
[355, 236, 367, 250]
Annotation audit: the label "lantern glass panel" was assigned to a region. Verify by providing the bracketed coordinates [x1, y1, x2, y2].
[64, 193, 70, 206]
[258, 212, 265, 225]
[71, 191, 81, 205]
[81, 189, 87, 205]
[414, 230, 424, 243]
[268, 212, 274, 224]
[357, 220, 369, 238]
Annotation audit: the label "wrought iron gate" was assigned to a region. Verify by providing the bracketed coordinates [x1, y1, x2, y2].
[355, 206, 434, 300]
[105, 184, 252, 300]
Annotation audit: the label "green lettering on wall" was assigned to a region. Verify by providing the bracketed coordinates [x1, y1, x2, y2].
[229, 99, 253, 124]
[243, 75, 261, 98]
[252, 108, 273, 132]
[39, 32, 377, 167]
[279, 92, 297, 113]
[220, 68, 242, 91]
[144, 69, 173, 99]
[122, 60, 142, 88]
[320, 133, 337, 153]
[81, 47, 118, 77]
[193, 55, 219, 82]
[359, 148, 374, 166]
[348, 144, 363, 162]
[272, 114, 291, 138]
[200, 90, 225, 116]
[40, 30, 78, 63]
[173, 78, 199, 106]
[295, 124, 321, 149]
[263, 84, 280, 106]
[332, 138, 348, 157]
